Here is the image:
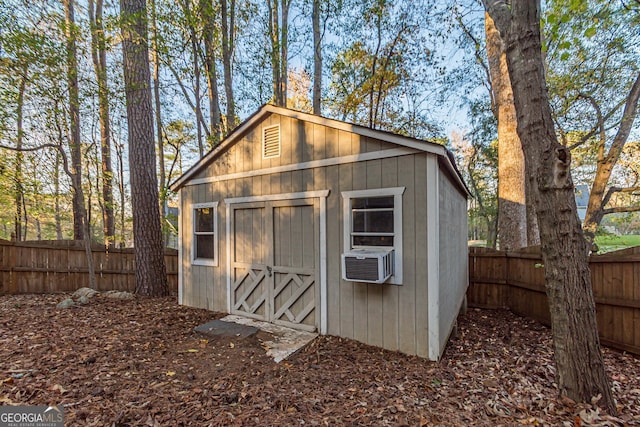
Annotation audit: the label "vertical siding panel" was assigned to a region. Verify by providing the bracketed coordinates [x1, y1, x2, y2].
[365, 136, 381, 153]
[302, 168, 314, 193]
[328, 165, 342, 338]
[281, 171, 293, 194]
[312, 123, 325, 161]
[338, 130, 352, 156]
[352, 132, 364, 154]
[290, 117, 302, 164]
[192, 185, 204, 308]
[366, 159, 384, 348]
[382, 157, 399, 351]
[397, 155, 416, 354]
[301, 120, 313, 163]
[279, 115, 291, 168]
[217, 181, 229, 313]
[325, 126, 338, 158]
[415, 155, 430, 357]
[352, 160, 368, 343]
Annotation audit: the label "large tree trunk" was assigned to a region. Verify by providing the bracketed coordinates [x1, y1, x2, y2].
[89, 0, 116, 248]
[485, 12, 527, 251]
[120, 0, 169, 297]
[484, 0, 615, 413]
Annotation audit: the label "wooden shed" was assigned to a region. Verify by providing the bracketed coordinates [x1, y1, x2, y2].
[170, 104, 469, 360]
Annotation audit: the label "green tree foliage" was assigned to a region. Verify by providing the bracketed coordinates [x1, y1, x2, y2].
[326, 0, 443, 139]
[544, 0, 640, 242]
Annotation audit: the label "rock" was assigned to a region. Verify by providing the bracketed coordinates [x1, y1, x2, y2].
[105, 290, 135, 300]
[57, 299, 75, 309]
[77, 296, 89, 305]
[73, 287, 99, 299]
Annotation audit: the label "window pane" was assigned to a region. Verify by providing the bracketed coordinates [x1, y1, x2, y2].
[353, 235, 394, 247]
[196, 234, 215, 259]
[196, 208, 214, 232]
[352, 196, 394, 210]
[352, 210, 394, 233]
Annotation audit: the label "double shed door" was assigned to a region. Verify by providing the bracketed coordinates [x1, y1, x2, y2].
[231, 198, 319, 332]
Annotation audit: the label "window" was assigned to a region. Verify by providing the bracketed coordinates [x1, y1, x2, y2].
[192, 202, 218, 266]
[351, 196, 395, 248]
[342, 187, 404, 284]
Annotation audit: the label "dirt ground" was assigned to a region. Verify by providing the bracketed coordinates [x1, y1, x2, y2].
[1, 293, 639, 426]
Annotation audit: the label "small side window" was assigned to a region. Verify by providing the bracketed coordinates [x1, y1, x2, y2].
[192, 202, 218, 266]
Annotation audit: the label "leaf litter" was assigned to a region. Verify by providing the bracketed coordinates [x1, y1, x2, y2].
[1, 294, 639, 426]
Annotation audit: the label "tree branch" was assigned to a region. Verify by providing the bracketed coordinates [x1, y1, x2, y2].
[602, 205, 640, 215]
[605, 72, 640, 164]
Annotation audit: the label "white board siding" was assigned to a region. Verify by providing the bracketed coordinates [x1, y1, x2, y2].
[437, 166, 469, 358]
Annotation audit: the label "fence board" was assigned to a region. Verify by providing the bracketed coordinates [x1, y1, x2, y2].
[468, 246, 640, 356]
[0, 240, 177, 295]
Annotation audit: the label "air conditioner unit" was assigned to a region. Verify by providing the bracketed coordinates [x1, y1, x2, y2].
[341, 249, 394, 284]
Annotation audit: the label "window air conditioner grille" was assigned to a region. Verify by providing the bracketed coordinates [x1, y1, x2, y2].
[341, 249, 394, 284]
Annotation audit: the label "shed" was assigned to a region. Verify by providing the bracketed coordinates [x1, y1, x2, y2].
[170, 104, 469, 360]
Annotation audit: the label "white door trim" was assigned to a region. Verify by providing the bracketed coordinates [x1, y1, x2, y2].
[225, 190, 330, 334]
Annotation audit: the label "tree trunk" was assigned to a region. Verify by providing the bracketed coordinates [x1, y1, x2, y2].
[120, 0, 169, 296]
[181, 0, 205, 156]
[221, 0, 236, 130]
[484, 0, 615, 413]
[14, 72, 26, 242]
[89, 0, 116, 248]
[485, 12, 527, 251]
[65, 0, 97, 289]
[150, 0, 167, 245]
[268, 0, 281, 105]
[199, 0, 222, 142]
[54, 152, 63, 240]
[64, 0, 85, 241]
[280, 0, 290, 107]
[312, 0, 322, 115]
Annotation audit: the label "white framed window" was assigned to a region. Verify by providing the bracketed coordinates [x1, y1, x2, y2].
[262, 124, 281, 159]
[192, 202, 218, 266]
[342, 187, 404, 284]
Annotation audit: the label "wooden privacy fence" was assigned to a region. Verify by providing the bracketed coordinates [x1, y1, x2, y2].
[0, 240, 178, 294]
[468, 245, 640, 355]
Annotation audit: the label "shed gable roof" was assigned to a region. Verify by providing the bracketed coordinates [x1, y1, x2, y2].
[170, 104, 468, 195]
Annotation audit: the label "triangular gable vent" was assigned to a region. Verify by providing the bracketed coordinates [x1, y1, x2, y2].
[263, 124, 281, 159]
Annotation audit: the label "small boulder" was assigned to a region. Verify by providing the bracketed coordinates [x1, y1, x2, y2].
[73, 287, 99, 300]
[57, 299, 75, 309]
[77, 296, 90, 305]
[105, 290, 135, 300]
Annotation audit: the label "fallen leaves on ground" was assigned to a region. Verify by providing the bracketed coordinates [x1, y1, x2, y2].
[1, 294, 639, 426]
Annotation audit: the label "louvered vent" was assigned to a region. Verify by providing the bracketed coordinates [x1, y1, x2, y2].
[263, 124, 281, 159]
